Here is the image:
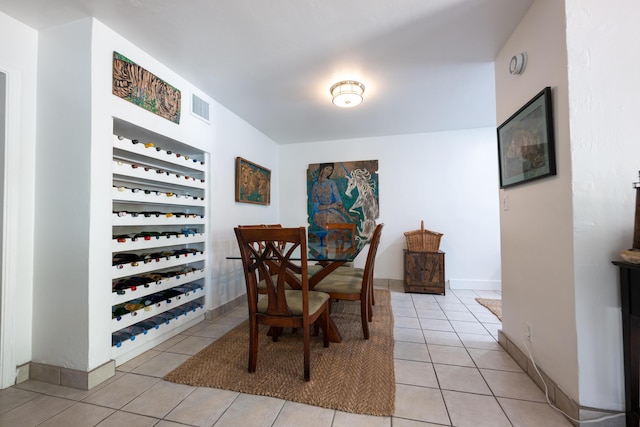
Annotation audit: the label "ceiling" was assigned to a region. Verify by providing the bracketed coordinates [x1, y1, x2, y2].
[0, 0, 533, 144]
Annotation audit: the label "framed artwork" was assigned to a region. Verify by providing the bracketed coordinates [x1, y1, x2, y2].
[306, 160, 379, 257]
[112, 51, 181, 124]
[235, 157, 271, 205]
[497, 86, 556, 188]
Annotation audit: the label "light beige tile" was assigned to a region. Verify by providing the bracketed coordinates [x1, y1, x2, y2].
[38, 402, 115, 427]
[394, 307, 418, 318]
[121, 380, 195, 418]
[156, 421, 191, 427]
[394, 316, 421, 329]
[498, 397, 574, 426]
[394, 327, 425, 343]
[391, 418, 445, 427]
[394, 384, 449, 425]
[95, 410, 158, 426]
[442, 390, 511, 427]
[474, 312, 502, 323]
[443, 311, 477, 322]
[131, 351, 191, 377]
[394, 341, 430, 362]
[152, 334, 189, 351]
[433, 364, 491, 394]
[419, 319, 454, 332]
[82, 373, 159, 409]
[212, 393, 284, 427]
[394, 360, 438, 388]
[13, 379, 58, 394]
[428, 344, 474, 367]
[273, 401, 335, 427]
[181, 321, 209, 335]
[116, 350, 162, 373]
[417, 309, 447, 320]
[411, 293, 438, 303]
[413, 301, 441, 311]
[422, 330, 463, 347]
[481, 369, 546, 402]
[0, 394, 75, 427]
[450, 320, 490, 335]
[332, 410, 390, 427]
[0, 386, 40, 414]
[192, 322, 240, 338]
[165, 335, 216, 355]
[457, 333, 502, 351]
[468, 348, 522, 372]
[437, 302, 468, 312]
[165, 387, 238, 426]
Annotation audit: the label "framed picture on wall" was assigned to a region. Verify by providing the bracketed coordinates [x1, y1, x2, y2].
[235, 157, 271, 205]
[497, 86, 556, 189]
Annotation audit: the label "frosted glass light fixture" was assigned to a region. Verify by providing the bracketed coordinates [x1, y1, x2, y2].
[330, 80, 365, 108]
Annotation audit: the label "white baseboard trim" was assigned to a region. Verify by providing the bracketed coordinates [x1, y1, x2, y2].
[448, 279, 501, 291]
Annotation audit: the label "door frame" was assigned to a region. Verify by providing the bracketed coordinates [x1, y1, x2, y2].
[0, 66, 21, 388]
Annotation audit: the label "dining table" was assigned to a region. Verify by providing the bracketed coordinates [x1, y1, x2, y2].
[227, 233, 361, 343]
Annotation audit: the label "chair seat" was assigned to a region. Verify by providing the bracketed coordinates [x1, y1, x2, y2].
[331, 266, 364, 277]
[257, 289, 330, 315]
[313, 275, 362, 294]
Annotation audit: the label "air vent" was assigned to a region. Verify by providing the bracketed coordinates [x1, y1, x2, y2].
[191, 93, 210, 123]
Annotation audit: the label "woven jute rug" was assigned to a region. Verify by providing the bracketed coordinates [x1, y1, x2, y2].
[475, 298, 502, 321]
[164, 289, 395, 416]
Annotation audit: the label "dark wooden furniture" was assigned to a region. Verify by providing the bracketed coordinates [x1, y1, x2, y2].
[314, 224, 384, 339]
[404, 250, 445, 295]
[613, 260, 640, 426]
[234, 226, 330, 381]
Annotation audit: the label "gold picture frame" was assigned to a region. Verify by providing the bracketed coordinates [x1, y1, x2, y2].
[235, 157, 271, 205]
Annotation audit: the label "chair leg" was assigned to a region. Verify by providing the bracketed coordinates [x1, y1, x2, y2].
[370, 283, 375, 306]
[321, 307, 329, 348]
[303, 322, 311, 381]
[360, 298, 370, 340]
[248, 320, 259, 373]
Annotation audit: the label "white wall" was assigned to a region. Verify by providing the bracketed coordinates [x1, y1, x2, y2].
[0, 11, 38, 383]
[496, 0, 578, 404]
[497, 0, 640, 411]
[279, 129, 502, 289]
[566, 0, 640, 410]
[28, 17, 281, 373]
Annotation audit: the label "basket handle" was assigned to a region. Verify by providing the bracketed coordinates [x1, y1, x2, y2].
[420, 220, 424, 231]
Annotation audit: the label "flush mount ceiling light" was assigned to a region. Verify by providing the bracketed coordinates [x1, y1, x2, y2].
[330, 80, 365, 108]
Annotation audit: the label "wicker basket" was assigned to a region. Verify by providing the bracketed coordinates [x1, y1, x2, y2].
[404, 220, 443, 252]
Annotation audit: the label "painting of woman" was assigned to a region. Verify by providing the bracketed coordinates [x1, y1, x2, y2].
[310, 163, 351, 229]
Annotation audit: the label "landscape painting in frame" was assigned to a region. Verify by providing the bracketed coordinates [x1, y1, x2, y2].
[236, 157, 271, 205]
[497, 86, 556, 188]
[307, 160, 379, 258]
[112, 51, 181, 124]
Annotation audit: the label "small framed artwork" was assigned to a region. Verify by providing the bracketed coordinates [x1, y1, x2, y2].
[497, 87, 556, 189]
[235, 157, 271, 205]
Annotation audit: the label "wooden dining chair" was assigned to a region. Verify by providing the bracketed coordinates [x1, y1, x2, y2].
[312, 223, 383, 339]
[325, 222, 357, 255]
[234, 226, 330, 381]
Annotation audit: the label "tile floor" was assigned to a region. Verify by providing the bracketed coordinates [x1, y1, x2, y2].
[0, 280, 574, 427]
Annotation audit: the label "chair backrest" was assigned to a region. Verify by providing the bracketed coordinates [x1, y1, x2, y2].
[325, 222, 357, 255]
[361, 223, 384, 297]
[234, 227, 309, 317]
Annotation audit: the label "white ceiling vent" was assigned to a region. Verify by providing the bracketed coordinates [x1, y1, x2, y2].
[191, 93, 210, 124]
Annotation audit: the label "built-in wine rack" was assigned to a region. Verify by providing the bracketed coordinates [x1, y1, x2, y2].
[111, 119, 208, 364]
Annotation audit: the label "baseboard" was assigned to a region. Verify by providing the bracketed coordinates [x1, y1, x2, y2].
[28, 360, 115, 390]
[498, 330, 625, 426]
[449, 279, 501, 291]
[207, 294, 245, 320]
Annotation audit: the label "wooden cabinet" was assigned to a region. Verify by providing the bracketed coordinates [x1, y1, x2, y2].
[613, 261, 640, 427]
[404, 250, 445, 294]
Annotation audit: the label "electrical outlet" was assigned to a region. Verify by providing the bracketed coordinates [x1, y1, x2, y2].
[525, 322, 533, 342]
